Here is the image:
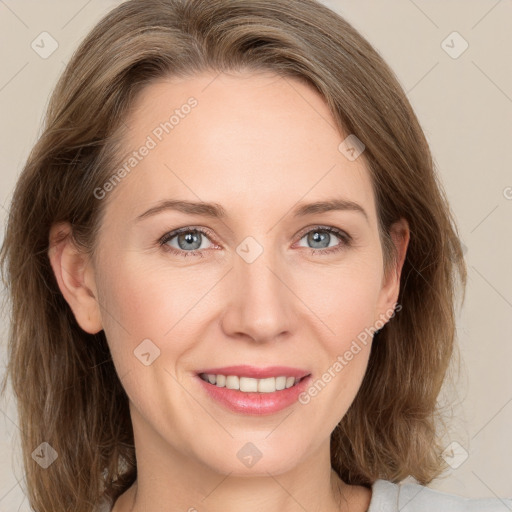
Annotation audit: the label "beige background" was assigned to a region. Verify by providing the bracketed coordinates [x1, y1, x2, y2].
[0, 0, 511, 509]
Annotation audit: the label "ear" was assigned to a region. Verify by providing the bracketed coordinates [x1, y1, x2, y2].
[374, 217, 410, 324]
[47, 222, 103, 334]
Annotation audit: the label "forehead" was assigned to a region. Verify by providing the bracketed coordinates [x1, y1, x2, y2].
[106, 71, 376, 225]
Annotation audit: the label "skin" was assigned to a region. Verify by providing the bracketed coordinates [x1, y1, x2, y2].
[48, 71, 409, 512]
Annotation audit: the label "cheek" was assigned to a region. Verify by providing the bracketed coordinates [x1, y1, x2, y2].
[95, 255, 218, 368]
[94, 258, 205, 418]
[298, 258, 383, 350]
[298, 274, 376, 424]
[292, 258, 381, 411]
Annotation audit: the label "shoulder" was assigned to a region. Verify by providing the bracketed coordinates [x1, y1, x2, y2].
[368, 479, 512, 512]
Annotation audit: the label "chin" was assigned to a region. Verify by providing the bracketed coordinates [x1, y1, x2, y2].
[193, 441, 307, 477]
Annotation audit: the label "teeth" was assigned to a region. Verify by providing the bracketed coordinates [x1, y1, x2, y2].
[275, 376, 287, 390]
[241, 377, 258, 392]
[226, 375, 239, 389]
[200, 373, 302, 392]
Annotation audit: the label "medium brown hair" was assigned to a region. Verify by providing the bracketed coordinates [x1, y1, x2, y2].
[0, 0, 467, 510]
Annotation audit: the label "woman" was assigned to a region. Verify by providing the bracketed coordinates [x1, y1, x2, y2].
[0, 0, 509, 511]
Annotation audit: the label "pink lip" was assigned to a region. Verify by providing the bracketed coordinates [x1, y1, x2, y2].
[196, 365, 310, 379]
[195, 367, 312, 416]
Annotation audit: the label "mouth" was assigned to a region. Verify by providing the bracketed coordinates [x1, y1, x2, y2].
[198, 372, 310, 393]
[194, 365, 312, 415]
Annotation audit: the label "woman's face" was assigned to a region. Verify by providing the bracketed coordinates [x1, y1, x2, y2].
[76, 71, 408, 476]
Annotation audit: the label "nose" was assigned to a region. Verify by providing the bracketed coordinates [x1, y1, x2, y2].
[220, 241, 297, 344]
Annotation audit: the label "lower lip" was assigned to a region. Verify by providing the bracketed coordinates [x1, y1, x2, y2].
[196, 374, 312, 415]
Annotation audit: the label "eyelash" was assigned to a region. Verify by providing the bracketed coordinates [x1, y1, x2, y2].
[158, 225, 352, 259]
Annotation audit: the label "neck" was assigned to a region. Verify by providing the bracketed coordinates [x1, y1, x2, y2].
[121, 470, 350, 512]
[112, 407, 364, 512]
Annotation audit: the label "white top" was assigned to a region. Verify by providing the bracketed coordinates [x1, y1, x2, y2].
[368, 479, 512, 511]
[96, 478, 512, 511]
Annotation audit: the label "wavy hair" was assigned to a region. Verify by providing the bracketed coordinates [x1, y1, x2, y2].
[0, 0, 467, 510]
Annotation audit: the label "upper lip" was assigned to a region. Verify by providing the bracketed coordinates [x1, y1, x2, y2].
[196, 365, 310, 379]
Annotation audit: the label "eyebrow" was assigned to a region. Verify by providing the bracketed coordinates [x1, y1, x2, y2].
[135, 198, 369, 223]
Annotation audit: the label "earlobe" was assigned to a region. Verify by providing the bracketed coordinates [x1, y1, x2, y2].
[47, 222, 103, 334]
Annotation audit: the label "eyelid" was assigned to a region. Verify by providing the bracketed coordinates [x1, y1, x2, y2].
[292, 224, 351, 249]
[158, 225, 219, 248]
[294, 224, 344, 239]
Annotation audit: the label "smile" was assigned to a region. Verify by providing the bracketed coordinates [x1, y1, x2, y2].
[198, 373, 307, 393]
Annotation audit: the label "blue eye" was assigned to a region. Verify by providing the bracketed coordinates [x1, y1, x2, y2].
[158, 225, 352, 258]
[295, 226, 352, 256]
[159, 227, 214, 258]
